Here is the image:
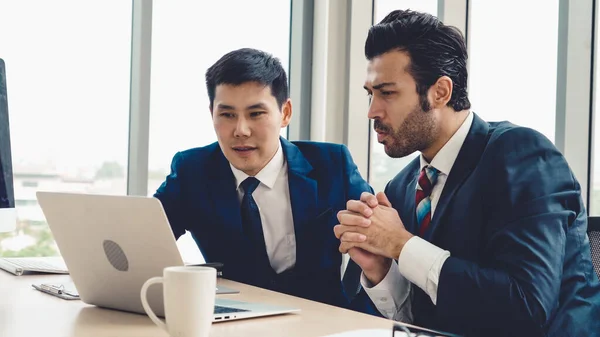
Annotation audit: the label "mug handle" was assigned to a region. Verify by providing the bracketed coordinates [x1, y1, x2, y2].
[140, 277, 167, 332]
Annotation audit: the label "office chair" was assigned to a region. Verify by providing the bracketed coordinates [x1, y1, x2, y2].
[588, 217, 600, 280]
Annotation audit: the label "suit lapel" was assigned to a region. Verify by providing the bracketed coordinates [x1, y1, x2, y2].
[424, 113, 490, 242]
[206, 148, 243, 236]
[280, 138, 317, 270]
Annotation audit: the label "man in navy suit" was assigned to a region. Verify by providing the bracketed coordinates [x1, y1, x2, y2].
[154, 48, 377, 315]
[334, 10, 600, 336]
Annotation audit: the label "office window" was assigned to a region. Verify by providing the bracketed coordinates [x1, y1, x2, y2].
[592, 109, 600, 214]
[590, 4, 600, 215]
[369, 0, 438, 193]
[0, 2, 132, 257]
[469, 0, 559, 143]
[148, 1, 291, 262]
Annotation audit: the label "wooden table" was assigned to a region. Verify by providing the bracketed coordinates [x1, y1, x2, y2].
[0, 271, 394, 337]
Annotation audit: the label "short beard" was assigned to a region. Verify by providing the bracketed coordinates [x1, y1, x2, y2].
[375, 97, 436, 158]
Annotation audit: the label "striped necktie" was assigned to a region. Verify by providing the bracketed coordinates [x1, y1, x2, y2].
[415, 165, 439, 236]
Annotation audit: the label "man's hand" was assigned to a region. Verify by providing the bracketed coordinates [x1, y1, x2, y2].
[335, 192, 413, 260]
[339, 192, 390, 285]
[346, 246, 392, 285]
[334, 192, 410, 285]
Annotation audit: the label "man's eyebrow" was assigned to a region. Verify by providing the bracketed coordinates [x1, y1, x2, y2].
[363, 82, 396, 91]
[372, 82, 396, 90]
[246, 103, 268, 110]
[216, 103, 235, 110]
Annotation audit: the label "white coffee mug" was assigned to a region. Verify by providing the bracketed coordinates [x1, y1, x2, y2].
[141, 266, 216, 337]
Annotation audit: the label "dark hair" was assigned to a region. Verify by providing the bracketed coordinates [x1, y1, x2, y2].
[365, 10, 470, 111]
[205, 48, 289, 110]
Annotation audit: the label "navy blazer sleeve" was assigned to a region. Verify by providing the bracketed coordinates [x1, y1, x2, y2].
[338, 145, 382, 316]
[341, 145, 374, 200]
[154, 152, 187, 239]
[436, 128, 583, 335]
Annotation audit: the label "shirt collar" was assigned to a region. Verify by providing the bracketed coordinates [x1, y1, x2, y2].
[230, 142, 285, 190]
[419, 111, 474, 176]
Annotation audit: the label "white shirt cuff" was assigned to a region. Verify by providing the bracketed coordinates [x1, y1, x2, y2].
[360, 260, 411, 320]
[397, 236, 450, 305]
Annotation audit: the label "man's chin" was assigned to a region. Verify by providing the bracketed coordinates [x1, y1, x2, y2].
[384, 145, 413, 159]
[229, 160, 259, 176]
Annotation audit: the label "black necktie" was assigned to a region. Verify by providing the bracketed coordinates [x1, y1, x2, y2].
[240, 177, 271, 273]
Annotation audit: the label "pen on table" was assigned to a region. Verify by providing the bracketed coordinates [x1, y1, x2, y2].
[40, 284, 63, 295]
[62, 290, 78, 297]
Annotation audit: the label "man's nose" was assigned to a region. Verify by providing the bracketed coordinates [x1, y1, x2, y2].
[234, 118, 251, 137]
[367, 97, 384, 120]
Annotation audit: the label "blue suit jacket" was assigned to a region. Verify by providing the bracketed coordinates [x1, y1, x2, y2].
[386, 114, 600, 336]
[154, 138, 378, 315]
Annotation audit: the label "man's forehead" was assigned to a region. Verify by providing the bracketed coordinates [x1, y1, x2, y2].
[215, 82, 270, 95]
[364, 71, 397, 88]
[364, 70, 405, 90]
[365, 53, 412, 88]
[214, 83, 276, 103]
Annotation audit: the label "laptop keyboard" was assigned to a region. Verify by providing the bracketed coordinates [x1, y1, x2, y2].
[214, 305, 250, 314]
[2, 257, 68, 272]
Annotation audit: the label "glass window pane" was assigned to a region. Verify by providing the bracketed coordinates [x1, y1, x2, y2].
[369, 1, 438, 193]
[374, 0, 437, 20]
[0, 1, 132, 257]
[589, 5, 600, 215]
[148, 0, 291, 195]
[148, 1, 291, 262]
[469, 1, 559, 143]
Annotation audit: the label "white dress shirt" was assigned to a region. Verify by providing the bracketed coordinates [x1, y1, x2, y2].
[230, 144, 296, 274]
[361, 111, 474, 321]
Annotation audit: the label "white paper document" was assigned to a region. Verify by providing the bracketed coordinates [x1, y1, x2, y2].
[322, 329, 410, 337]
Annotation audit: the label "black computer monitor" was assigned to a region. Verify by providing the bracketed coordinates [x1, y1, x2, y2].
[0, 58, 16, 232]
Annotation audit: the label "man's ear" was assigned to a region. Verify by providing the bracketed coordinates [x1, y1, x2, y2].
[281, 99, 292, 127]
[429, 76, 453, 109]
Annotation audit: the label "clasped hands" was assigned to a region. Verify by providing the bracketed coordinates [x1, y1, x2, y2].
[334, 192, 413, 284]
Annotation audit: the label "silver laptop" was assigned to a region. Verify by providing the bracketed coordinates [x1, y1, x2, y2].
[35, 191, 300, 322]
